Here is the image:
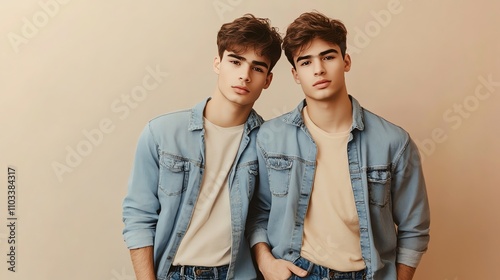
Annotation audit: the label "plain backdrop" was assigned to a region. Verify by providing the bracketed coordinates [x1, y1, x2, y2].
[1, 1, 499, 279]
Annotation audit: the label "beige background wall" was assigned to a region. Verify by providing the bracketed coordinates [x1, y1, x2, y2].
[1, 0, 498, 279]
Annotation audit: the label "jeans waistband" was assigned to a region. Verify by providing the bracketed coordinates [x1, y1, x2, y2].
[293, 256, 366, 279]
[168, 264, 229, 278]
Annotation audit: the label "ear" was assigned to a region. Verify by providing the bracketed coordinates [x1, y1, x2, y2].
[291, 67, 301, 84]
[263, 72, 273, 89]
[344, 53, 351, 72]
[213, 56, 221, 74]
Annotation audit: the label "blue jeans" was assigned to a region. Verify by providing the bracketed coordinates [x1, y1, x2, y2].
[289, 257, 366, 280]
[166, 264, 229, 280]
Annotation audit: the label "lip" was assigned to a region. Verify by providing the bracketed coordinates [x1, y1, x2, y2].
[313, 79, 331, 88]
[232, 86, 250, 94]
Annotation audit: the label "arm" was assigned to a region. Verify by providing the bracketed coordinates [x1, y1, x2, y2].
[245, 140, 272, 247]
[130, 246, 155, 280]
[397, 263, 416, 280]
[391, 136, 431, 270]
[122, 124, 161, 277]
[246, 138, 306, 280]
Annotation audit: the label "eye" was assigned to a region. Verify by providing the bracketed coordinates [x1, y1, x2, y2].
[323, 56, 335, 60]
[252, 66, 264, 73]
[300, 61, 311, 66]
[230, 60, 241, 66]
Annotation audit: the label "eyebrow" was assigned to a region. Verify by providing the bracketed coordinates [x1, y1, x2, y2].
[227, 53, 269, 69]
[296, 48, 339, 64]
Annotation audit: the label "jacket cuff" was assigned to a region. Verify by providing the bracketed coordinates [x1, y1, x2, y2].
[397, 247, 426, 268]
[123, 229, 155, 249]
[248, 228, 269, 248]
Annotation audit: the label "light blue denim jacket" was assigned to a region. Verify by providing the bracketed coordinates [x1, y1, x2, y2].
[122, 98, 262, 280]
[247, 96, 430, 280]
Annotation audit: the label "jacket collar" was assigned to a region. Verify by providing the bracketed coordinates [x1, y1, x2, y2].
[188, 97, 264, 134]
[283, 95, 365, 131]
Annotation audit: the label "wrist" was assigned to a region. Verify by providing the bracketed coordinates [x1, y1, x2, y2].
[253, 242, 274, 266]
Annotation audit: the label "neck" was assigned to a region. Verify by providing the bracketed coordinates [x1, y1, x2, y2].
[204, 89, 252, 127]
[304, 93, 352, 133]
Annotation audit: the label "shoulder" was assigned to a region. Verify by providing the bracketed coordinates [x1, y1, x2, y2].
[148, 108, 191, 130]
[361, 107, 411, 146]
[260, 111, 295, 131]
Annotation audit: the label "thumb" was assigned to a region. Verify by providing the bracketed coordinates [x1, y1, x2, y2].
[288, 263, 308, 277]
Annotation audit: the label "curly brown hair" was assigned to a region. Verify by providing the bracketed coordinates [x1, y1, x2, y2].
[283, 11, 348, 68]
[217, 14, 283, 72]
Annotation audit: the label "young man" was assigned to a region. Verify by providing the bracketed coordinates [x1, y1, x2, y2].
[247, 11, 430, 280]
[122, 14, 282, 280]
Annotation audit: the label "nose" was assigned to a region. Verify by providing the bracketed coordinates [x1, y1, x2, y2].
[313, 60, 325, 76]
[239, 66, 251, 83]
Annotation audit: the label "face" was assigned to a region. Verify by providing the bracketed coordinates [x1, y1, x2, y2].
[291, 38, 351, 102]
[213, 48, 273, 109]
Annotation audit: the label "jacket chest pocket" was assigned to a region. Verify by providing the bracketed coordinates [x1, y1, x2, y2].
[266, 157, 292, 197]
[367, 168, 391, 207]
[159, 155, 189, 196]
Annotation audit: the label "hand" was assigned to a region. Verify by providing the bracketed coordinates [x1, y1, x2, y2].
[259, 255, 307, 280]
[252, 243, 308, 280]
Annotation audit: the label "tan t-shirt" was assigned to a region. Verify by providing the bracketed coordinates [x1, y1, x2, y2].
[300, 106, 365, 271]
[173, 118, 244, 266]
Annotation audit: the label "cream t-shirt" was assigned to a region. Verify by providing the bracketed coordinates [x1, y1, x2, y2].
[173, 118, 244, 266]
[300, 106, 365, 271]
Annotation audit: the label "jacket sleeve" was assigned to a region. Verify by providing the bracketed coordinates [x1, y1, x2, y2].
[122, 123, 161, 249]
[245, 137, 272, 247]
[391, 135, 431, 268]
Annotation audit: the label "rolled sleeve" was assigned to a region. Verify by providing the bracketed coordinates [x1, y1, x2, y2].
[122, 123, 161, 249]
[392, 135, 431, 267]
[123, 229, 155, 249]
[397, 247, 426, 268]
[246, 137, 272, 248]
[248, 228, 269, 248]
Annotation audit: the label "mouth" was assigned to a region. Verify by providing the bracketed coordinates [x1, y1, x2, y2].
[313, 79, 331, 87]
[232, 86, 250, 94]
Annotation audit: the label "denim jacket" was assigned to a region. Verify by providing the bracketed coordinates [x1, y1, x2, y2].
[123, 98, 262, 280]
[247, 96, 430, 280]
